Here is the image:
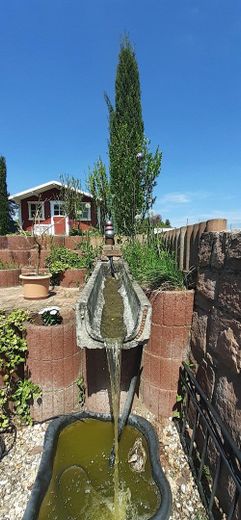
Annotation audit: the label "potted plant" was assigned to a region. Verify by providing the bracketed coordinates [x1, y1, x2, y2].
[19, 203, 52, 299]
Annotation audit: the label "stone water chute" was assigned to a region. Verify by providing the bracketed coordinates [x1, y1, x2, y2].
[76, 260, 152, 350]
[75, 260, 152, 413]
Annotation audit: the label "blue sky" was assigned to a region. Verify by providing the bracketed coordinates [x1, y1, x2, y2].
[1, 0, 241, 228]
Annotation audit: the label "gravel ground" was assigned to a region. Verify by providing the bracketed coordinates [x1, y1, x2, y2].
[0, 413, 207, 520]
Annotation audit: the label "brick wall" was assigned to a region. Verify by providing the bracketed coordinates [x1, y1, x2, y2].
[140, 290, 194, 417]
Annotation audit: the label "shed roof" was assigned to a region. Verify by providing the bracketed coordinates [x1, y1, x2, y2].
[9, 180, 92, 203]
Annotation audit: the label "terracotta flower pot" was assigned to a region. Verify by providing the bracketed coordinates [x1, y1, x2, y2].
[19, 273, 52, 300]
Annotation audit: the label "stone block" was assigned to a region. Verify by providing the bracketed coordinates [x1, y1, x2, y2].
[225, 231, 241, 270]
[198, 232, 214, 268]
[196, 354, 215, 399]
[0, 268, 21, 287]
[213, 373, 241, 446]
[148, 384, 159, 416]
[196, 270, 218, 301]
[160, 358, 181, 392]
[210, 233, 226, 269]
[162, 290, 194, 327]
[150, 291, 164, 325]
[149, 354, 161, 387]
[142, 350, 151, 381]
[190, 309, 208, 363]
[217, 327, 241, 374]
[218, 273, 241, 318]
[59, 268, 87, 288]
[158, 389, 177, 417]
[149, 323, 161, 355]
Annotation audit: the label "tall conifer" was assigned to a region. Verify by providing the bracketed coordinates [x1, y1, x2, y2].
[0, 156, 10, 235]
[106, 38, 161, 235]
[106, 38, 144, 235]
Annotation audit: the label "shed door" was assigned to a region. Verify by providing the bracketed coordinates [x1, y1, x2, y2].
[51, 201, 67, 235]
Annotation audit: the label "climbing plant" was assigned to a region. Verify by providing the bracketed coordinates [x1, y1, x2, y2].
[0, 309, 41, 430]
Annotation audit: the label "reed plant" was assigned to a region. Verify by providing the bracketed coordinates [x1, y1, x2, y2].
[122, 235, 184, 291]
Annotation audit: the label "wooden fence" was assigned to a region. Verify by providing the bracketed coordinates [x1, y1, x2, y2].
[161, 218, 227, 271]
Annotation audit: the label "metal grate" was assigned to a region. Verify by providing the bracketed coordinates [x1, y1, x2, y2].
[176, 363, 241, 520]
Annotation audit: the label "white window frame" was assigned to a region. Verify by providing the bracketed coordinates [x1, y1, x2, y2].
[50, 200, 66, 217]
[28, 201, 45, 221]
[78, 202, 91, 221]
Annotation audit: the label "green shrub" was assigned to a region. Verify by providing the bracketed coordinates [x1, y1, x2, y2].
[46, 243, 100, 281]
[0, 309, 41, 429]
[122, 237, 184, 291]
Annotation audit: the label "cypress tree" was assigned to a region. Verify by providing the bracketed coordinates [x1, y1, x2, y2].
[106, 38, 145, 235]
[106, 38, 162, 236]
[0, 156, 10, 235]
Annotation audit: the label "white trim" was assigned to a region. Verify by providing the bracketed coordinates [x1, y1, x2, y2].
[50, 200, 66, 217]
[18, 203, 22, 227]
[78, 202, 92, 221]
[9, 180, 92, 201]
[27, 201, 45, 221]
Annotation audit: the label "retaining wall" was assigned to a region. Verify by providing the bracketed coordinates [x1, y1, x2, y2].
[190, 230, 241, 519]
[0, 235, 103, 268]
[140, 290, 194, 417]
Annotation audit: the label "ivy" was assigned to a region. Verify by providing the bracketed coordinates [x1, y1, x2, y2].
[0, 309, 41, 430]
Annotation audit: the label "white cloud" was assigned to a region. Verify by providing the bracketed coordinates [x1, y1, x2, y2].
[159, 192, 190, 204]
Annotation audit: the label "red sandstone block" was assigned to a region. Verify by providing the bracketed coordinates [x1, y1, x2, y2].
[51, 327, 64, 360]
[40, 329, 52, 361]
[64, 385, 74, 413]
[149, 323, 162, 355]
[150, 354, 161, 387]
[160, 358, 181, 392]
[64, 356, 74, 387]
[161, 326, 174, 358]
[142, 351, 151, 381]
[0, 236, 8, 248]
[53, 389, 65, 415]
[53, 359, 64, 387]
[185, 291, 194, 325]
[163, 292, 177, 326]
[7, 236, 34, 250]
[151, 292, 164, 325]
[42, 392, 54, 419]
[40, 360, 53, 388]
[159, 389, 177, 417]
[26, 358, 40, 383]
[72, 352, 81, 380]
[148, 385, 159, 417]
[12, 250, 30, 266]
[64, 322, 75, 357]
[143, 382, 150, 404]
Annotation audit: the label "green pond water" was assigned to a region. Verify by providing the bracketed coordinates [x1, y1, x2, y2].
[38, 419, 161, 520]
[100, 276, 126, 340]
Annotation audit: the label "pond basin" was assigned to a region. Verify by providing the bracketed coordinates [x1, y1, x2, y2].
[23, 413, 172, 520]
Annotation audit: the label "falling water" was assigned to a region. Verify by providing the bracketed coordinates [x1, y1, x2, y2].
[100, 274, 129, 518]
[105, 339, 123, 518]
